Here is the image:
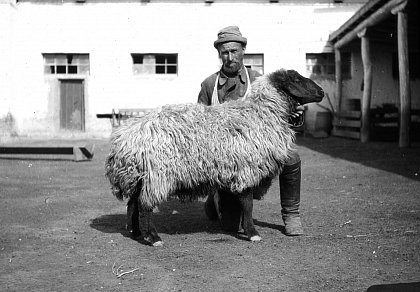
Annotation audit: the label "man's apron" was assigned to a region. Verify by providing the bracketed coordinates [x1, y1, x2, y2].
[209, 68, 252, 221]
[211, 68, 252, 105]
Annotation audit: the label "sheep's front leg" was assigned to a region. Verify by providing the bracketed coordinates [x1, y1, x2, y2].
[138, 206, 163, 247]
[238, 191, 261, 242]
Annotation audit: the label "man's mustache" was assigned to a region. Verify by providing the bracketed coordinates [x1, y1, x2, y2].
[226, 61, 238, 65]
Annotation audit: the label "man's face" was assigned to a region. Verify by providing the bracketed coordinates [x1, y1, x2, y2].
[218, 42, 245, 74]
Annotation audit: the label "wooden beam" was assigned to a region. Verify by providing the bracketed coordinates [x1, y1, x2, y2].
[329, 0, 383, 42]
[335, 111, 362, 119]
[334, 0, 407, 49]
[360, 32, 372, 143]
[335, 49, 343, 113]
[357, 28, 368, 39]
[0, 147, 73, 155]
[391, 0, 408, 14]
[332, 119, 361, 128]
[0, 145, 94, 161]
[397, 9, 411, 147]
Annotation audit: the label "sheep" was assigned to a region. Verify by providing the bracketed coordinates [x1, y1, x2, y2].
[105, 69, 324, 246]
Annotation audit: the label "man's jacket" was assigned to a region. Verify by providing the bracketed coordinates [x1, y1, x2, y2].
[197, 67, 261, 105]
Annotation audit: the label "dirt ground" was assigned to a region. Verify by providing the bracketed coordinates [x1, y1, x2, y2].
[0, 136, 419, 292]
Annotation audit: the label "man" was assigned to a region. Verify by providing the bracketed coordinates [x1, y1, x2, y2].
[198, 26, 304, 236]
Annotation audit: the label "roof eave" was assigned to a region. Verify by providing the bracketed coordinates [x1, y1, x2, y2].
[329, 0, 407, 49]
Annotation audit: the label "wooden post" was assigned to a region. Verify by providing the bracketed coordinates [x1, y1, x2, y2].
[397, 10, 411, 148]
[112, 108, 118, 127]
[359, 29, 372, 143]
[335, 48, 343, 113]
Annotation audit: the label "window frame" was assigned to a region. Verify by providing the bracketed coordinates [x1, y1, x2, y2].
[43, 53, 90, 75]
[306, 52, 351, 80]
[244, 53, 264, 75]
[132, 53, 178, 76]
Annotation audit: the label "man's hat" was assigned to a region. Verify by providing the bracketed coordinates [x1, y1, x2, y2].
[214, 26, 247, 49]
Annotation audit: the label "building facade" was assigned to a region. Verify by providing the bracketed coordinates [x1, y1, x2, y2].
[0, 0, 367, 138]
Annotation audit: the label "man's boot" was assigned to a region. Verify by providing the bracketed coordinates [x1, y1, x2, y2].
[280, 161, 304, 236]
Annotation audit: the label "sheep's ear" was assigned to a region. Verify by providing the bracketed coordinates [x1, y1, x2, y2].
[286, 70, 300, 82]
[268, 69, 288, 88]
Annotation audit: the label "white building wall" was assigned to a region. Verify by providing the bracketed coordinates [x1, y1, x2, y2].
[1, 1, 362, 138]
[0, 1, 17, 135]
[333, 43, 420, 111]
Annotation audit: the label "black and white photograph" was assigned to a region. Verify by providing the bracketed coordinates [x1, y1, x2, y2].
[0, 0, 419, 291]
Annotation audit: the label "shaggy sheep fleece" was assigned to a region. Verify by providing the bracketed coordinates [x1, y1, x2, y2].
[105, 70, 296, 209]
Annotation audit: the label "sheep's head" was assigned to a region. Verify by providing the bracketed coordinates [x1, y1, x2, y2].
[268, 69, 324, 105]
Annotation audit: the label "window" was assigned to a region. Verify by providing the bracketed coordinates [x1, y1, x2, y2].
[244, 54, 264, 75]
[392, 52, 420, 80]
[43, 54, 90, 75]
[306, 52, 351, 79]
[132, 54, 178, 75]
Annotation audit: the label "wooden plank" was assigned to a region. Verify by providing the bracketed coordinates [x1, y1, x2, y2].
[60, 80, 84, 131]
[371, 108, 398, 115]
[111, 108, 154, 127]
[333, 119, 361, 128]
[73, 145, 95, 161]
[331, 129, 361, 140]
[112, 109, 119, 127]
[334, 111, 361, 119]
[372, 117, 399, 124]
[0, 146, 73, 155]
[117, 108, 154, 115]
[397, 9, 411, 147]
[96, 113, 113, 119]
[0, 145, 94, 161]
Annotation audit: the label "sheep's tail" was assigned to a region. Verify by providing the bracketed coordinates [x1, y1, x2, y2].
[105, 153, 125, 201]
[105, 124, 146, 202]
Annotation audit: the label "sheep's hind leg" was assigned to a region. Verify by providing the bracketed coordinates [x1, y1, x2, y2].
[138, 206, 163, 247]
[238, 191, 261, 242]
[127, 197, 141, 239]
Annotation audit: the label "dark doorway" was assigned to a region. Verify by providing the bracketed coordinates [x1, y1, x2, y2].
[60, 79, 85, 131]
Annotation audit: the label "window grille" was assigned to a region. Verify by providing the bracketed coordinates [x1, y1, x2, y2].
[132, 53, 178, 75]
[244, 54, 264, 75]
[43, 54, 90, 75]
[306, 52, 351, 79]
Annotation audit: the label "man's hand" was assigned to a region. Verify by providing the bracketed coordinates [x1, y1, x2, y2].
[289, 104, 305, 127]
[290, 104, 305, 119]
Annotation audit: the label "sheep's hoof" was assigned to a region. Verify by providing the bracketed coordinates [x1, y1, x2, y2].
[250, 235, 262, 242]
[132, 234, 143, 241]
[152, 241, 164, 247]
[143, 236, 163, 247]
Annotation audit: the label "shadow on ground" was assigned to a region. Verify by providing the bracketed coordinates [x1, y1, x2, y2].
[297, 136, 420, 181]
[90, 199, 216, 236]
[90, 197, 285, 241]
[253, 219, 286, 234]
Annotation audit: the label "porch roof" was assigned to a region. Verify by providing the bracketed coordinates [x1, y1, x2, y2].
[329, 0, 418, 50]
